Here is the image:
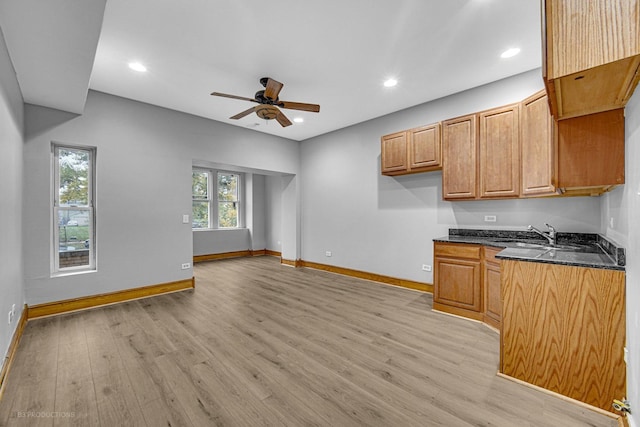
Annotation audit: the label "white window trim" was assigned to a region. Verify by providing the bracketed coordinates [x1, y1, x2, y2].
[192, 168, 211, 230]
[52, 144, 97, 275]
[192, 168, 243, 230]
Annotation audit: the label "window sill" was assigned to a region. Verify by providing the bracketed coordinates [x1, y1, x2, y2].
[193, 228, 247, 232]
[51, 268, 97, 278]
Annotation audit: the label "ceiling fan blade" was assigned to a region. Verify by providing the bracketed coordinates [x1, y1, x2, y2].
[275, 110, 292, 127]
[264, 78, 284, 100]
[230, 106, 257, 120]
[211, 92, 258, 103]
[279, 101, 320, 113]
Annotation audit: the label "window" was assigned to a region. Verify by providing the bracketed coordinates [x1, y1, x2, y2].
[192, 169, 241, 229]
[53, 145, 96, 273]
[192, 169, 210, 229]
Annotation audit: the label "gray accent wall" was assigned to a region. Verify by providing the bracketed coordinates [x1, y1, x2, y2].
[300, 69, 601, 284]
[0, 27, 25, 368]
[23, 90, 300, 305]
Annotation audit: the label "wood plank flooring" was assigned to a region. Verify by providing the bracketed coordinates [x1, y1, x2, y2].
[0, 256, 620, 426]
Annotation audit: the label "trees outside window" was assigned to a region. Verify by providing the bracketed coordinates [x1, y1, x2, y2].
[192, 169, 241, 229]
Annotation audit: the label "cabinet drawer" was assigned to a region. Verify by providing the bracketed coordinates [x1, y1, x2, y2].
[434, 243, 481, 260]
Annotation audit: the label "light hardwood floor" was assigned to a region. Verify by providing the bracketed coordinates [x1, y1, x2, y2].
[0, 256, 620, 426]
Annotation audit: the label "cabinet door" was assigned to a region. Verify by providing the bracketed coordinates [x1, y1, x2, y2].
[381, 131, 407, 175]
[409, 123, 441, 171]
[478, 104, 520, 198]
[434, 257, 482, 312]
[557, 109, 625, 189]
[442, 115, 477, 199]
[483, 248, 502, 329]
[520, 91, 556, 196]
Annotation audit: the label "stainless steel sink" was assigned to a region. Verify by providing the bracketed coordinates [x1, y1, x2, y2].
[544, 244, 583, 251]
[513, 242, 546, 249]
[493, 239, 584, 252]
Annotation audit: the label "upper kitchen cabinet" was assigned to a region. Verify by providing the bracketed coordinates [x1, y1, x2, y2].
[381, 131, 408, 175]
[381, 123, 441, 176]
[443, 105, 520, 201]
[556, 108, 625, 196]
[478, 104, 520, 199]
[442, 114, 477, 199]
[543, 0, 640, 119]
[520, 90, 556, 196]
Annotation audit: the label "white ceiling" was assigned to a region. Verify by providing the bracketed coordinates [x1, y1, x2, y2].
[1, 0, 542, 141]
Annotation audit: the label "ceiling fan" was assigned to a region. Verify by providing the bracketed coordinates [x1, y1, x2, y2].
[211, 77, 320, 127]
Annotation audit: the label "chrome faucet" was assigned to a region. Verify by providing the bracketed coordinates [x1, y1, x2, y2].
[528, 223, 557, 246]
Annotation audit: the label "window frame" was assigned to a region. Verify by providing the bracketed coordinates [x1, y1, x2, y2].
[191, 168, 211, 230]
[52, 144, 97, 275]
[192, 168, 243, 230]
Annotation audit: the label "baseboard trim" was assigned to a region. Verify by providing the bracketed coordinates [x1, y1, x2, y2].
[281, 258, 302, 267]
[194, 251, 251, 263]
[27, 277, 195, 320]
[192, 252, 432, 293]
[496, 372, 622, 421]
[0, 304, 28, 402]
[194, 249, 278, 263]
[299, 260, 433, 293]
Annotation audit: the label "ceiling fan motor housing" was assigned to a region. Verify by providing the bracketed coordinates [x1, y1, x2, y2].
[255, 90, 279, 104]
[255, 105, 279, 120]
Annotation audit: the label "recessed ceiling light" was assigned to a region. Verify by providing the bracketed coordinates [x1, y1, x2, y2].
[293, 117, 304, 123]
[383, 78, 398, 88]
[128, 62, 147, 72]
[500, 48, 521, 59]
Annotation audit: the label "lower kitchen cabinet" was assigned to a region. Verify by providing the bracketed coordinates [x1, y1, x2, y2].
[500, 260, 626, 412]
[434, 242, 486, 322]
[434, 243, 503, 329]
[483, 247, 502, 329]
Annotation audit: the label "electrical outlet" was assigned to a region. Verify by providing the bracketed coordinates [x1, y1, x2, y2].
[422, 264, 432, 272]
[325, 251, 332, 257]
[182, 214, 190, 224]
[181, 262, 191, 269]
[484, 215, 497, 222]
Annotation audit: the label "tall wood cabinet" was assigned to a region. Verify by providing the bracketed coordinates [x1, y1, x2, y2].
[543, 0, 640, 119]
[381, 123, 441, 176]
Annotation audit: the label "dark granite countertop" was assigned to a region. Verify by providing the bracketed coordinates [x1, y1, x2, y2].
[434, 229, 625, 271]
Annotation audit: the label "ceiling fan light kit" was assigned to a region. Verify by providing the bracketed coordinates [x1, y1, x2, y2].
[211, 77, 320, 127]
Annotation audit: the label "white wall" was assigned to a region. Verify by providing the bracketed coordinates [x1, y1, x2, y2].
[23, 90, 300, 305]
[300, 69, 601, 283]
[605, 86, 640, 426]
[0, 27, 25, 368]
